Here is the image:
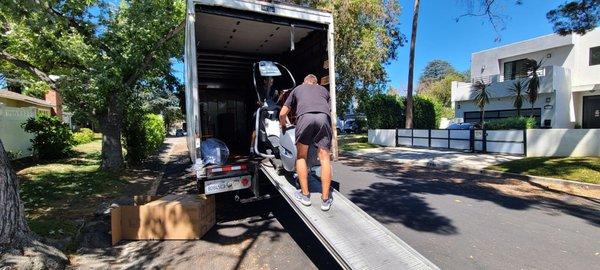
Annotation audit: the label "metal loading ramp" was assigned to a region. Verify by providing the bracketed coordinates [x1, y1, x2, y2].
[261, 165, 439, 270]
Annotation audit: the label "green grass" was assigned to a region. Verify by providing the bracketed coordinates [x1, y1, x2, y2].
[338, 134, 379, 152]
[486, 157, 600, 184]
[17, 137, 128, 243]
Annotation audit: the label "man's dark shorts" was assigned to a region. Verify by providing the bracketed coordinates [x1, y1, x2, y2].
[295, 112, 332, 150]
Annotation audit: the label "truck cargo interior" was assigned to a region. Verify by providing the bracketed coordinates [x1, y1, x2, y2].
[194, 6, 329, 157]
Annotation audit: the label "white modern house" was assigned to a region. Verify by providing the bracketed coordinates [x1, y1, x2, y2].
[451, 28, 600, 128]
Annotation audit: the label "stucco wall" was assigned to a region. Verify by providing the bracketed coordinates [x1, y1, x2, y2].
[367, 129, 396, 147]
[0, 106, 36, 158]
[527, 129, 600, 157]
[471, 33, 573, 80]
[571, 28, 600, 88]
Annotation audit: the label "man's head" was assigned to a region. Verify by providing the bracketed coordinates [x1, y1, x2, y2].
[303, 74, 318, 85]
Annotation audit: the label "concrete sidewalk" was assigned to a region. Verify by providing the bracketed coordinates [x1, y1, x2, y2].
[346, 146, 522, 171]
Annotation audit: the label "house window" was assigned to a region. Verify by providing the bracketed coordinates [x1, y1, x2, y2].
[590, 46, 600, 66]
[503, 59, 528, 80]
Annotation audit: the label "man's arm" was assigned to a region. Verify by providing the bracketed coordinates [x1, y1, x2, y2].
[279, 105, 291, 129]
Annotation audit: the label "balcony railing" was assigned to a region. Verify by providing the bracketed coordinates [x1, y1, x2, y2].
[452, 66, 559, 102]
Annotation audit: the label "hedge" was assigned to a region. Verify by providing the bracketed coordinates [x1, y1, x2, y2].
[73, 128, 95, 145]
[363, 93, 439, 129]
[362, 93, 404, 129]
[123, 113, 166, 164]
[485, 117, 536, 130]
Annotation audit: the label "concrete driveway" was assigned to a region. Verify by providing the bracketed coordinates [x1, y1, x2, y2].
[348, 146, 522, 170]
[334, 155, 600, 270]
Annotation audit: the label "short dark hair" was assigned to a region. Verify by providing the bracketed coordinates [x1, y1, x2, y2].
[304, 74, 318, 84]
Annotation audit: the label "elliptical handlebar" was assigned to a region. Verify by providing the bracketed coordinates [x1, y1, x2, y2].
[252, 61, 297, 103]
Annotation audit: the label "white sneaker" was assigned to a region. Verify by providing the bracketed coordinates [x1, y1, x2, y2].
[294, 190, 311, 206]
[321, 196, 333, 211]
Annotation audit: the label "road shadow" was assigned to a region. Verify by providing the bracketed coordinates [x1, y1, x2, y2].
[340, 155, 600, 231]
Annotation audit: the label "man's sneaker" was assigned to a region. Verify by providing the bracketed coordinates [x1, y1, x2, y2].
[321, 196, 333, 211]
[294, 190, 311, 206]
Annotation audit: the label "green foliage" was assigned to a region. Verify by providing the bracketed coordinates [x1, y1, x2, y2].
[508, 79, 527, 116]
[547, 0, 599, 36]
[472, 80, 491, 110]
[411, 96, 438, 129]
[419, 60, 456, 83]
[73, 128, 95, 145]
[525, 59, 544, 110]
[485, 117, 536, 130]
[285, 0, 404, 115]
[22, 81, 50, 99]
[419, 72, 466, 107]
[0, 0, 186, 169]
[123, 113, 166, 164]
[363, 93, 438, 129]
[363, 93, 404, 129]
[574, 123, 582, 129]
[21, 114, 73, 159]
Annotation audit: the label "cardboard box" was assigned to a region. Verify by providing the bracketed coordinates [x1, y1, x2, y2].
[111, 194, 215, 245]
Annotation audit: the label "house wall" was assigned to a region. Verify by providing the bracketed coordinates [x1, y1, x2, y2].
[571, 29, 600, 89]
[0, 106, 37, 158]
[471, 33, 573, 80]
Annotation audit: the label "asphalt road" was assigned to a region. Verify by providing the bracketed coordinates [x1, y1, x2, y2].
[333, 155, 600, 270]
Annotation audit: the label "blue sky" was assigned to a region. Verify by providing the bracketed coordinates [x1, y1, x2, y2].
[172, 0, 566, 91]
[388, 0, 566, 93]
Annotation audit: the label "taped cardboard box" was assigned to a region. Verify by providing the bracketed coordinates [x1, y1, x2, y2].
[111, 194, 215, 245]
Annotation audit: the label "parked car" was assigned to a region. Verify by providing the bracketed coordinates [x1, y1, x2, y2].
[176, 129, 186, 136]
[446, 123, 479, 130]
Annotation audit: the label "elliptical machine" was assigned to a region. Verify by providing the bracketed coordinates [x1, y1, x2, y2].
[252, 61, 320, 174]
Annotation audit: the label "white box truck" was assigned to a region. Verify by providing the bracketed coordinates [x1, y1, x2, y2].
[184, 0, 337, 200]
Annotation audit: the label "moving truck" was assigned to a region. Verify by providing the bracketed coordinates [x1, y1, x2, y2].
[184, 0, 337, 201]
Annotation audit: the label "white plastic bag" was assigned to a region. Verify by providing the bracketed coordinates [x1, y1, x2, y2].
[201, 138, 230, 165]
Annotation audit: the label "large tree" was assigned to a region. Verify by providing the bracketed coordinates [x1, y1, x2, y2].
[283, 0, 404, 116]
[0, 0, 185, 171]
[418, 59, 456, 84]
[0, 139, 68, 268]
[547, 0, 600, 35]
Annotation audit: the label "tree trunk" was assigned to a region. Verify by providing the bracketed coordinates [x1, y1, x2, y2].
[0, 140, 30, 246]
[405, 0, 420, 129]
[481, 108, 486, 128]
[100, 91, 124, 171]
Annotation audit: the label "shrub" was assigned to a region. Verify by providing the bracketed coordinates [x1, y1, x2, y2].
[411, 96, 438, 129]
[123, 113, 166, 164]
[73, 128, 95, 145]
[362, 94, 439, 129]
[22, 114, 74, 159]
[485, 117, 536, 130]
[363, 93, 404, 129]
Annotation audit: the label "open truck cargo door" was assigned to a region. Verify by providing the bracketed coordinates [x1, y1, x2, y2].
[185, 0, 338, 164]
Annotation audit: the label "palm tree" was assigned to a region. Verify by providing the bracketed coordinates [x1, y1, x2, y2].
[524, 58, 544, 118]
[508, 79, 526, 116]
[405, 0, 420, 128]
[472, 80, 491, 128]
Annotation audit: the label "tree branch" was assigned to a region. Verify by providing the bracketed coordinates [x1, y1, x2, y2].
[124, 20, 186, 88]
[34, 0, 114, 55]
[0, 51, 57, 90]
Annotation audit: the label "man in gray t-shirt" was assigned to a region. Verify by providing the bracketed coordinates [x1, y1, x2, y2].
[279, 74, 333, 211]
